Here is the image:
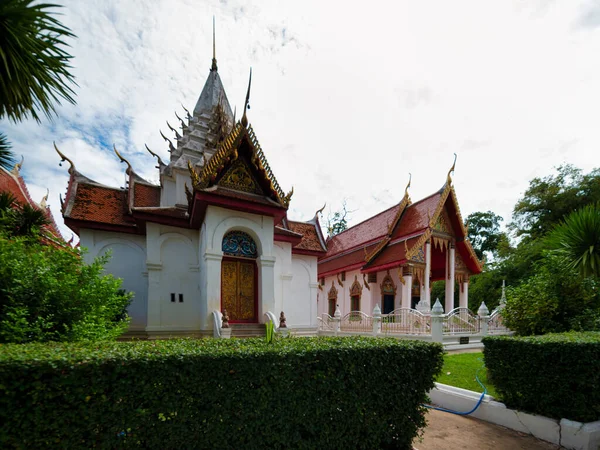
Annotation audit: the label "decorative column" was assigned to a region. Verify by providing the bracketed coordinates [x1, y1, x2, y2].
[257, 255, 276, 321]
[459, 275, 469, 309]
[445, 244, 455, 313]
[402, 266, 413, 309]
[145, 262, 162, 332]
[424, 241, 431, 305]
[478, 302, 490, 336]
[372, 304, 381, 336]
[431, 299, 444, 343]
[203, 251, 223, 330]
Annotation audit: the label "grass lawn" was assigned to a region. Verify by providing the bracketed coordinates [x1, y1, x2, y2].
[436, 351, 499, 399]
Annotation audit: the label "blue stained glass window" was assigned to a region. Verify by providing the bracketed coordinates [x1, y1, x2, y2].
[222, 231, 258, 258]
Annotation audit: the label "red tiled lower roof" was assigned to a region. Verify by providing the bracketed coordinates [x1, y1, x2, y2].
[391, 191, 441, 239]
[318, 241, 380, 277]
[288, 220, 326, 253]
[134, 183, 160, 207]
[323, 203, 401, 258]
[363, 235, 422, 271]
[69, 184, 132, 226]
[132, 206, 188, 220]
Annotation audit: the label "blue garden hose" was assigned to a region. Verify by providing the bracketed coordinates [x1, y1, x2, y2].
[423, 358, 487, 416]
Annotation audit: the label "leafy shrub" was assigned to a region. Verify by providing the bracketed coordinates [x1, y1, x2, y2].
[0, 337, 444, 449]
[0, 237, 131, 343]
[503, 254, 600, 335]
[483, 333, 600, 422]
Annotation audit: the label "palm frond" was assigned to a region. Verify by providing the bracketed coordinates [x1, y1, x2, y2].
[0, 132, 15, 170]
[0, 0, 77, 123]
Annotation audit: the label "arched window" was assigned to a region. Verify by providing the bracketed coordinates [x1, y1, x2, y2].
[380, 271, 397, 314]
[222, 231, 258, 258]
[328, 282, 338, 317]
[350, 275, 362, 312]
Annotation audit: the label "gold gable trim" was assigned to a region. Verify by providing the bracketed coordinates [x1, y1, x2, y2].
[218, 159, 263, 194]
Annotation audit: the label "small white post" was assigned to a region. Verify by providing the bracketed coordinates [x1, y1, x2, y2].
[333, 304, 341, 336]
[372, 304, 382, 336]
[478, 301, 490, 336]
[431, 299, 444, 343]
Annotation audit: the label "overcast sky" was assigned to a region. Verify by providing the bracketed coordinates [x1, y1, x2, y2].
[2, 0, 600, 240]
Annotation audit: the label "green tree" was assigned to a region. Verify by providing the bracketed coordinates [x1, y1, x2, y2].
[503, 254, 600, 335]
[326, 199, 353, 237]
[466, 211, 506, 260]
[0, 238, 132, 343]
[0, 190, 49, 238]
[546, 203, 600, 278]
[0, 0, 77, 166]
[510, 165, 600, 241]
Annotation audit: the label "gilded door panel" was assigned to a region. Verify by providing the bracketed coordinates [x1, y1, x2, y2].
[239, 261, 255, 321]
[221, 261, 238, 317]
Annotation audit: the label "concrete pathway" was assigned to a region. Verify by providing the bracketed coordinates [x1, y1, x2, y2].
[414, 409, 562, 450]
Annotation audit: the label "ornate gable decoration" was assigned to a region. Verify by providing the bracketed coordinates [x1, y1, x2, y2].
[328, 281, 338, 300]
[350, 275, 363, 297]
[218, 158, 263, 195]
[188, 123, 293, 207]
[433, 210, 453, 235]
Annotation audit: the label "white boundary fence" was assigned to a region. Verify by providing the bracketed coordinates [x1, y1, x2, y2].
[317, 299, 512, 343]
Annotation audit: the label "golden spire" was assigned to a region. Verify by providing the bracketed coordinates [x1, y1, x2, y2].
[211, 16, 218, 71]
[54, 142, 75, 174]
[404, 173, 412, 198]
[145, 144, 164, 166]
[241, 68, 252, 127]
[447, 153, 457, 185]
[113, 144, 132, 174]
[10, 155, 24, 175]
[40, 188, 49, 208]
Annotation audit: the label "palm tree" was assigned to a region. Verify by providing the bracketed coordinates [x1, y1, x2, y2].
[0, 1, 77, 167]
[10, 203, 50, 237]
[546, 203, 600, 278]
[0, 133, 15, 170]
[0, 0, 76, 122]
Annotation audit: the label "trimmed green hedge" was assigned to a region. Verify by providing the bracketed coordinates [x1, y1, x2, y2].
[483, 332, 600, 422]
[0, 337, 443, 449]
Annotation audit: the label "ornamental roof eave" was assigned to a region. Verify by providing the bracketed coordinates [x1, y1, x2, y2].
[188, 121, 293, 209]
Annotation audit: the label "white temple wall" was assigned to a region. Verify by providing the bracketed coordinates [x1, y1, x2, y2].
[289, 255, 318, 328]
[201, 206, 275, 329]
[159, 176, 177, 207]
[78, 229, 148, 330]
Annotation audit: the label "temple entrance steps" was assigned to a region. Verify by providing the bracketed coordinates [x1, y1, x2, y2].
[230, 323, 266, 338]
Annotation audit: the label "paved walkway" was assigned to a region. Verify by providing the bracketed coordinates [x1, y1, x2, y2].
[414, 409, 562, 450]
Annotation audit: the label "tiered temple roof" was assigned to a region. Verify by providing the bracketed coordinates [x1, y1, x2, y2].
[318, 171, 483, 279]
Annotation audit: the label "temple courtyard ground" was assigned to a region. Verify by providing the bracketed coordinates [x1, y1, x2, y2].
[415, 409, 562, 449]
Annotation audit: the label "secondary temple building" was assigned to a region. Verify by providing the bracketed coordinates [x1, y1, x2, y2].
[55, 39, 482, 338]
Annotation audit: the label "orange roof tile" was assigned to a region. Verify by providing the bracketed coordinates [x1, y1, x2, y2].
[68, 184, 132, 227]
[288, 220, 327, 253]
[133, 183, 160, 207]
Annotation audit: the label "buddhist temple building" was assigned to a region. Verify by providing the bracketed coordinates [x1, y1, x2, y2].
[56, 37, 327, 338]
[316, 166, 483, 319]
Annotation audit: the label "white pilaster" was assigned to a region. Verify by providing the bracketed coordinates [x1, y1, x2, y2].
[203, 251, 223, 329]
[146, 262, 162, 329]
[257, 255, 276, 322]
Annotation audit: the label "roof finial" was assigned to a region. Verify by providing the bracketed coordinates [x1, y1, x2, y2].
[404, 173, 412, 198]
[316, 203, 326, 217]
[145, 144, 165, 166]
[233, 105, 237, 124]
[211, 16, 217, 71]
[10, 155, 24, 175]
[113, 144, 132, 174]
[40, 188, 49, 208]
[241, 68, 252, 127]
[54, 142, 75, 174]
[447, 153, 457, 185]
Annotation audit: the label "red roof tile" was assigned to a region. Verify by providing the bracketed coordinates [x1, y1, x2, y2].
[133, 183, 160, 207]
[288, 220, 327, 253]
[68, 184, 132, 227]
[363, 235, 422, 271]
[391, 191, 441, 239]
[132, 206, 188, 220]
[324, 204, 401, 258]
[318, 241, 380, 277]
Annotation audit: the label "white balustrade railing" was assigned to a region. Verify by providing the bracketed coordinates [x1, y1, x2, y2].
[264, 311, 279, 330]
[340, 311, 373, 332]
[488, 308, 508, 334]
[317, 314, 335, 332]
[382, 308, 431, 335]
[443, 307, 480, 334]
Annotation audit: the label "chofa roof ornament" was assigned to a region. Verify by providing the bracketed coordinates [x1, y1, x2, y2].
[241, 68, 252, 127]
[54, 142, 75, 174]
[447, 153, 457, 186]
[113, 144, 132, 174]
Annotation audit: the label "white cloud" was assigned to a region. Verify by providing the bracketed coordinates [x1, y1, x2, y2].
[1, 0, 600, 240]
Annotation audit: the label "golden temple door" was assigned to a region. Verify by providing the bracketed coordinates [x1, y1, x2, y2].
[221, 258, 257, 323]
